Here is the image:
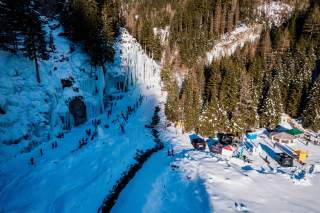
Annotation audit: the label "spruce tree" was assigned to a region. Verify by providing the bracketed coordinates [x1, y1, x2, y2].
[259, 80, 283, 129]
[23, 4, 48, 83]
[303, 77, 320, 131]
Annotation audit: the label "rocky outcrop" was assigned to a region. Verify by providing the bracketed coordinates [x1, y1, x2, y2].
[0, 106, 5, 115]
[61, 77, 74, 89]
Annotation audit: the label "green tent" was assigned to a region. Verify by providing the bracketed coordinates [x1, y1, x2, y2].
[286, 128, 304, 136]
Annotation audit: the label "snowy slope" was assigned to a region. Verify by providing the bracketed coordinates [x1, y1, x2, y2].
[2, 5, 320, 213]
[0, 18, 106, 158]
[0, 21, 163, 212]
[112, 122, 320, 213]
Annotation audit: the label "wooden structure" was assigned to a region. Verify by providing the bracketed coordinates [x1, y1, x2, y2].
[270, 132, 295, 144]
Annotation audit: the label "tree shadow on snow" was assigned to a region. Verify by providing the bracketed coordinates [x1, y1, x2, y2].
[260, 144, 278, 161]
[164, 174, 214, 213]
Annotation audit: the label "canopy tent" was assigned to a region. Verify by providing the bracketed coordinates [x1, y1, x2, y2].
[286, 128, 304, 137]
[246, 132, 257, 140]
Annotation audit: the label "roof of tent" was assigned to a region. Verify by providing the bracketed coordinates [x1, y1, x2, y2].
[286, 128, 304, 136]
[271, 132, 295, 141]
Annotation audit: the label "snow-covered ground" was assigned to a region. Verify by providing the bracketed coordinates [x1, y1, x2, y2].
[0, 19, 163, 212]
[206, 24, 262, 63]
[0, 18, 106, 153]
[2, 8, 320, 213]
[113, 121, 320, 213]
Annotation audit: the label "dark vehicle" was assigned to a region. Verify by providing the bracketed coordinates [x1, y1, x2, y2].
[191, 138, 206, 150]
[210, 143, 223, 154]
[217, 133, 234, 145]
[277, 153, 294, 167]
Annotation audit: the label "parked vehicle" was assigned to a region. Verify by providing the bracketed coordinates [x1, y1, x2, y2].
[210, 143, 223, 154]
[217, 133, 234, 145]
[277, 153, 294, 167]
[191, 138, 206, 150]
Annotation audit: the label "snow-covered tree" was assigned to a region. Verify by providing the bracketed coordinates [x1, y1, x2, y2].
[259, 80, 283, 129]
[303, 78, 320, 131]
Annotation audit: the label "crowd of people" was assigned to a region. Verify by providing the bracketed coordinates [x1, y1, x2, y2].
[29, 93, 147, 166]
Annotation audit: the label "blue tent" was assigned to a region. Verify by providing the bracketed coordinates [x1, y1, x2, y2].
[246, 132, 257, 140]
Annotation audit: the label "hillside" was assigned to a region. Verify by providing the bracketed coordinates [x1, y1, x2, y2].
[1, 0, 320, 212]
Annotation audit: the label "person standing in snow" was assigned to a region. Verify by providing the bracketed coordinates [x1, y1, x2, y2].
[40, 148, 43, 156]
[120, 124, 125, 134]
[51, 142, 54, 149]
[30, 157, 34, 165]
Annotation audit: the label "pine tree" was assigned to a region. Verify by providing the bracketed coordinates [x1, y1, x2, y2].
[162, 68, 181, 122]
[259, 80, 282, 129]
[61, 0, 118, 66]
[181, 74, 201, 132]
[199, 100, 228, 136]
[0, 0, 20, 52]
[230, 72, 258, 133]
[302, 77, 320, 131]
[23, 3, 48, 83]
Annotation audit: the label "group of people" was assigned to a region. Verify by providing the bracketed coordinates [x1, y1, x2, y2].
[78, 138, 89, 149]
[29, 92, 147, 165]
[167, 145, 174, 156]
[108, 94, 146, 134]
[29, 141, 58, 165]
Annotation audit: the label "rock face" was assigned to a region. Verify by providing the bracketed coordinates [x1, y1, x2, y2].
[69, 97, 87, 126]
[0, 106, 5, 115]
[61, 77, 74, 89]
